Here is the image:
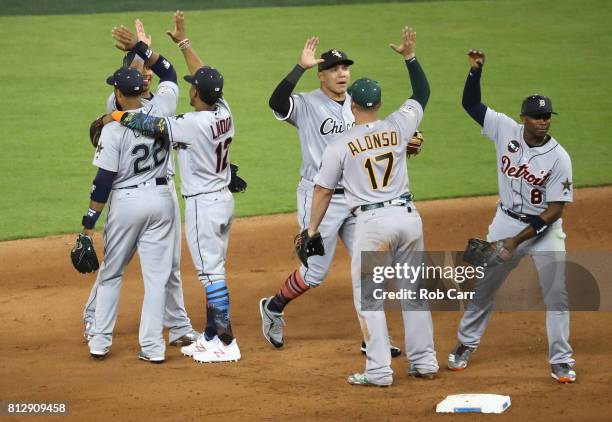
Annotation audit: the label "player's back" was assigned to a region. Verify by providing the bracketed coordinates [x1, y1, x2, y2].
[329, 99, 423, 209]
[94, 113, 170, 189]
[169, 99, 234, 196]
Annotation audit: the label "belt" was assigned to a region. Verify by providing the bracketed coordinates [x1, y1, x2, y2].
[357, 193, 414, 213]
[333, 188, 345, 195]
[120, 177, 168, 190]
[500, 204, 535, 222]
[183, 187, 227, 199]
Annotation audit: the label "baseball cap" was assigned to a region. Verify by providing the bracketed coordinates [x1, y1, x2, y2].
[348, 78, 381, 108]
[318, 49, 354, 71]
[106, 66, 144, 96]
[184, 66, 224, 104]
[521, 94, 558, 116]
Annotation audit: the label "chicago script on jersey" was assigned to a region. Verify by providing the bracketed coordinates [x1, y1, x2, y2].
[319, 118, 354, 135]
[500, 155, 551, 186]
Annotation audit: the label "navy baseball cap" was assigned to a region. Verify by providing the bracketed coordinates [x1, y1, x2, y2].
[318, 49, 354, 71]
[521, 94, 558, 116]
[348, 78, 381, 108]
[184, 66, 223, 104]
[106, 66, 144, 96]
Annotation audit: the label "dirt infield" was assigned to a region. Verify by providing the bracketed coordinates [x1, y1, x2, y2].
[1, 186, 611, 421]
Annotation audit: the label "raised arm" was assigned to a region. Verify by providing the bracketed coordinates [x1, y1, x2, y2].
[166, 10, 204, 75]
[390, 26, 430, 109]
[462, 49, 487, 126]
[268, 36, 323, 116]
[112, 24, 177, 84]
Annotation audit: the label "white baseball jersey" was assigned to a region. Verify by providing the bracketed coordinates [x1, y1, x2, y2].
[162, 98, 234, 196]
[107, 81, 179, 176]
[275, 89, 355, 184]
[482, 108, 573, 215]
[315, 99, 423, 209]
[94, 108, 170, 188]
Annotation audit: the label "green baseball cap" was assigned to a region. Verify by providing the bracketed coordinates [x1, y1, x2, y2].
[348, 78, 381, 108]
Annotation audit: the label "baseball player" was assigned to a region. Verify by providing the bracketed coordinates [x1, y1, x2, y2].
[259, 36, 401, 357]
[83, 65, 175, 363]
[448, 49, 576, 383]
[308, 26, 438, 386]
[108, 11, 241, 363]
[83, 19, 198, 348]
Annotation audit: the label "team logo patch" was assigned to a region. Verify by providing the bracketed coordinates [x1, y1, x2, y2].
[399, 105, 416, 116]
[508, 140, 520, 153]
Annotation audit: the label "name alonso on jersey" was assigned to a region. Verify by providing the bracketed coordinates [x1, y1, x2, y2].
[347, 131, 399, 156]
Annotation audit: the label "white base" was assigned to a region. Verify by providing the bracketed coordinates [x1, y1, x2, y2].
[436, 394, 511, 414]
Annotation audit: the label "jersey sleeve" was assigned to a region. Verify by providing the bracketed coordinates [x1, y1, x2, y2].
[273, 93, 305, 128]
[545, 151, 573, 203]
[165, 112, 208, 146]
[314, 143, 343, 189]
[152, 81, 179, 116]
[384, 99, 423, 142]
[92, 124, 121, 172]
[481, 107, 518, 142]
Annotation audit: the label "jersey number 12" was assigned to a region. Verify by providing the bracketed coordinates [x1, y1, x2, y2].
[215, 137, 233, 173]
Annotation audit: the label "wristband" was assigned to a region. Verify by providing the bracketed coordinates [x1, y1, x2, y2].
[134, 41, 153, 61]
[528, 216, 549, 235]
[178, 38, 191, 50]
[82, 208, 101, 230]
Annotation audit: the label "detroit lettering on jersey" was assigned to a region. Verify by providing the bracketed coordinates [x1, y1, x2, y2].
[482, 108, 573, 215]
[347, 131, 399, 156]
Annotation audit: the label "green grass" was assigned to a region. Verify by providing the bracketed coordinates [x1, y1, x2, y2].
[1, 0, 611, 240]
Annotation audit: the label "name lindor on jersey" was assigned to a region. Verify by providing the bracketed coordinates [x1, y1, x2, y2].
[347, 130, 399, 156]
[211, 116, 232, 140]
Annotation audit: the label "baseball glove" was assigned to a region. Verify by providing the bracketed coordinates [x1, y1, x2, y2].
[89, 115, 106, 148]
[71, 234, 100, 274]
[463, 238, 512, 268]
[294, 229, 325, 268]
[407, 130, 424, 157]
[229, 163, 247, 193]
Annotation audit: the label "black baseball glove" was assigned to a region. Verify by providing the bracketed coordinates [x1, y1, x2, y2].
[294, 229, 325, 268]
[71, 233, 100, 273]
[229, 163, 247, 193]
[89, 115, 106, 148]
[463, 238, 512, 268]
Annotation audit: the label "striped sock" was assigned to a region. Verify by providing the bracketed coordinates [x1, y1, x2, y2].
[268, 270, 310, 313]
[205, 281, 233, 342]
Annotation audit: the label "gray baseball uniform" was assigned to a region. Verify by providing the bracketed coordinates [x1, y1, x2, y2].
[83, 80, 195, 344]
[315, 99, 438, 385]
[87, 109, 175, 359]
[457, 107, 574, 365]
[275, 89, 356, 286]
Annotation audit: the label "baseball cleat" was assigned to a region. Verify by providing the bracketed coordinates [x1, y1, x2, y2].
[448, 342, 475, 371]
[407, 364, 437, 380]
[169, 329, 200, 347]
[181, 334, 216, 357]
[259, 297, 285, 348]
[347, 373, 391, 387]
[138, 351, 165, 364]
[360, 341, 402, 358]
[89, 347, 109, 361]
[551, 363, 576, 383]
[192, 338, 241, 363]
